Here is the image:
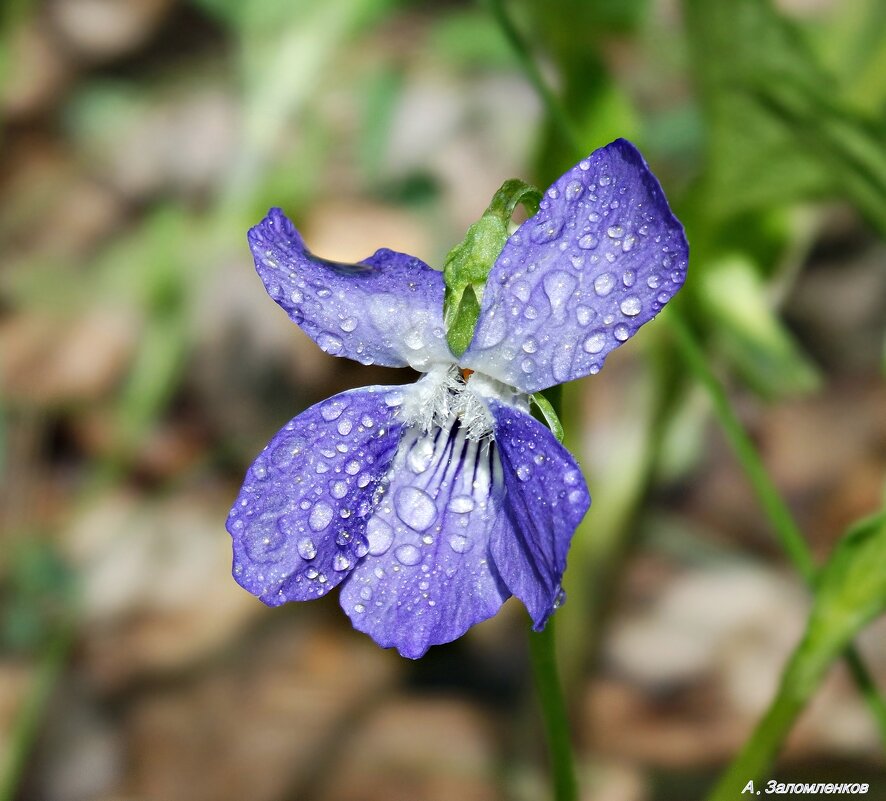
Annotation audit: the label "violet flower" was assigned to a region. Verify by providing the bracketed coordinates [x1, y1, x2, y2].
[227, 139, 688, 658]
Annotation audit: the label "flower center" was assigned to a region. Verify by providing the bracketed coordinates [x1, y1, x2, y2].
[399, 364, 528, 441]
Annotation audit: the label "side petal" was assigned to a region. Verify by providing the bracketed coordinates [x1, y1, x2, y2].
[340, 421, 510, 658]
[227, 385, 406, 605]
[249, 208, 452, 371]
[486, 400, 590, 629]
[461, 139, 688, 392]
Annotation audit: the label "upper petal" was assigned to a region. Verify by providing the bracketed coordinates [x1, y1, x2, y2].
[249, 208, 453, 371]
[227, 385, 406, 605]
[461, 139, 688, 392]
[339, 421, 510, 658]
[486, 400, 590, 629]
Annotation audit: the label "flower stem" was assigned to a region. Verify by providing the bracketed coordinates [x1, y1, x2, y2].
[529, 619, 578, 801]
[667, 310, 886, 747]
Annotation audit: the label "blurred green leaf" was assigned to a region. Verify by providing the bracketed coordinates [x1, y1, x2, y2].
[428, 9, 515, 70]
[685, 0, 886, 232]
[358, 65, 403, 183]
[709, 507, 886, 800]
[701, 256, 820, 398]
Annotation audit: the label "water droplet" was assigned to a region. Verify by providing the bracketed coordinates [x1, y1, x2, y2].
[345, 460, 360, 475]
[565, 180, 583, 201]
[577, 234, 598, 250]
[576, 305, 594, 326]
[614, 324, 630, 341]
[516, 465, 532, 481]
[622, 234, 637, 252]
[333, 552, 351, 571]
[359, 586, 372, 601]
[530, 217, 564, 244]
[317, 331, 343, 355]
[403, 329, 424, 350]
[304, 567, 319, 579]
[297, 537, 317, 560]
[309, 502, 333, 531]
[339, 317, 357, 332]
[607, 224, 624, 239]
[353, 603, 366, 613]
[512, 280, 531, 302]
[564, 469, 580, 486]
[583, 332, 606, 353]
[395, 486, 437, 531]
[330, 480, 348, 499]
[521, 357, 535, 374]
[395, 544, 422, 566]
[543, 271, 577, 312]
[620, 296, 641, 316]
[522, 337, 538, 354]
[449, 534, 473, 553]
[448, 495, 475, 513]
[320, 399, 346, 421]
[407, 438, 435, 474]
[647, 274, 661, 288]
[593, 272, 616, 296]
[588, 211, 601, 222]
[599, 174, 612, 186]
[357, 473, 371, 488]
[366, 516, 393, 555]
[579, 159, 590, 170]
[622, 270, 636, 287]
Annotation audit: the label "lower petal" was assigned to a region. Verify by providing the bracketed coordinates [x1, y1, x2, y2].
[227, 385, 405, 605]
[340, 421, 510, 658]
[486, 400, 591, 629]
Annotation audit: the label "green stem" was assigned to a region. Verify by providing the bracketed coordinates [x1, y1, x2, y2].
[708, 676, 808, 801]
[667, 309, 886, 748]
[0, 626, 72, 801]
[482, 0, 584, 159]
[528, 619, 578, 801]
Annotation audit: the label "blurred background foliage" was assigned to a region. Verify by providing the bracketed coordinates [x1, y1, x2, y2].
[0, 1, 884, 800]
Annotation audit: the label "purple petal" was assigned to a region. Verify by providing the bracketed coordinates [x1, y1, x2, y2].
[340, 421, 510, 658]
[227, 385, 406, 605]
[249, 208, 452, 370]
[486, 400, 590, 629]
[462, 139, 688, 392]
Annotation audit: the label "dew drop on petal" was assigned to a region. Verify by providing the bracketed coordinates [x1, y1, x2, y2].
[333, 552, 351, 572]
[320, 399, 346, 421]
[614, 324, 630, 341]
[593, 272, 615, 296]
[620, 296, 642, 316]
[308, 502, 333, 532]
[583, 332, 606, 353]
[448, 495, 475, 513]
[516, 465, 532, 481]
[565, 180, 583, 201]
[330, 480, 348, 499]
[395, 486, 437, 531]
[576, 305, 594, 326]
[530, 217, 565, 244]
[607, 224, 624, 239]
[449, 534, 473, 553]
[577, 234, 598, 250]
[317, 331, 344, 355]
[407, 438, 435, 474]
[366, 516, 394, 555]
[339, 317, 357, 332]
[395, 544, 422, 566]
[543, 271, 577, 312]
[297, 537, 317, 560]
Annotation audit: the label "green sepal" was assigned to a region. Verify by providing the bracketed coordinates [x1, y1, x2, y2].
[443, 179, 541, 357]
[531, 392, 565, 444]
